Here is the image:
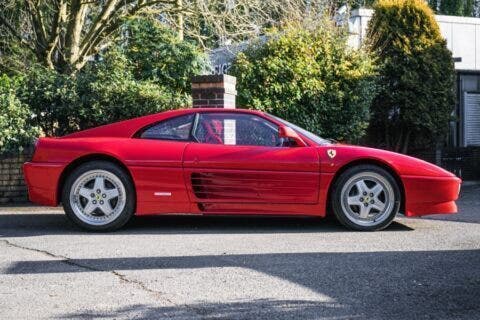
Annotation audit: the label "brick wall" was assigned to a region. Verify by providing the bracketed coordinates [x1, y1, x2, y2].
[0, 148, 33, 204]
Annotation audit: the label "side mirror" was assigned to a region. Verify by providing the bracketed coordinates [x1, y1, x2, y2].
[278, 126, 307, 147]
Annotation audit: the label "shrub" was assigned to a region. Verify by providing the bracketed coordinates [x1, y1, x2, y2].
[0, 75, 41, 153]
[76, 50, 187, 130]
[123, 17, 210, 91]
[18, 52, 190, 136]
[367, 0, 455, 153]
[18, 65, 79, 136]
[15, 17, 208, 137]
[230, 22, 377, 142]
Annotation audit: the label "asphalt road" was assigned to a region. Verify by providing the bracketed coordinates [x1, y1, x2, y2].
[0, 186, 479, 320]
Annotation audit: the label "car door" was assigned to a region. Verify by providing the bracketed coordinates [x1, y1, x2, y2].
[122, 113, 195, 214]
[183, 112, 320, 212]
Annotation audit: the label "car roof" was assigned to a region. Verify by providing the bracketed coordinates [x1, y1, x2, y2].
[174, 108, 265, 115]
[62, 108, 267, 139]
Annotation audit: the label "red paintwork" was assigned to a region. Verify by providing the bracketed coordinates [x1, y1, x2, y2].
[23, 108, 461, 218]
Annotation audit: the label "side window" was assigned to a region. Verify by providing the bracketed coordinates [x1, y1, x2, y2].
[140, 114, 194, 141]
[193, 113, 281, 147]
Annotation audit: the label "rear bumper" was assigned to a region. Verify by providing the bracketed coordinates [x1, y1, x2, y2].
[23, 162, 65, 206]
[402, 175, 461, 217]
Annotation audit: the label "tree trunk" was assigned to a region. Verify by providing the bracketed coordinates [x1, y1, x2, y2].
[400, 129, 411, 154]
[384, 119, 391, 150]
[394, 128, 404, 153]
[176, 0, 184, 41]
[62, 0, 88, 73]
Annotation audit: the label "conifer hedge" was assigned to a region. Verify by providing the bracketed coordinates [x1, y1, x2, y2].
[367, 0, 455, 153]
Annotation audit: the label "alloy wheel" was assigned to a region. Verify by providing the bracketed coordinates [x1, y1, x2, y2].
[69, 170, 126, 226]
[340, 172, 395, 227]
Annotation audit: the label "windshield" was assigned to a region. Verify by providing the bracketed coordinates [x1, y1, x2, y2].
[268, 114, 331, 146]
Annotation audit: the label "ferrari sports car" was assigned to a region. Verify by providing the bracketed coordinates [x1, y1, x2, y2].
[23, 108, 461, 231]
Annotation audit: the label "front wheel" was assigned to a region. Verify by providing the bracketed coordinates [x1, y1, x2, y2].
[62, 161, 135, 231]
[331, 165, 401, 231]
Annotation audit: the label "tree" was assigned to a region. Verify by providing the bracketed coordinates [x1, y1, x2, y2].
[0, 0, 374, 73]
[0, 0, 183, 74]
[174, 0, 328, 48]
[122, 17, 209, 91]
[165, 0, 358, 49]
[231, 21, 377, 142]
[428, 0, 477, 16]
[367, 0, 455, 153]
[75, 50, 188, 132]
[15, 16, 207, 137]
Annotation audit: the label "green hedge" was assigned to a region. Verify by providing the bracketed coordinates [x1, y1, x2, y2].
[231, 22, 377, 142]
[367, 0, 455, 153]
[12, 17, 209, 138]
[0, 75, 40, 153]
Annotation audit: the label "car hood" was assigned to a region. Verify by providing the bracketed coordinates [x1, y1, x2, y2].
[319, 144, 458, 178]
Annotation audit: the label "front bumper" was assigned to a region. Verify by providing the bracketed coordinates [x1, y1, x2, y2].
[402, 175, 462, 217]
[23, 162, 65, 206]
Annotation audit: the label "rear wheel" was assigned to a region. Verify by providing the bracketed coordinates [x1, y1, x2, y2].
[331, 165, 401, 231]
[62, 161, 135, 231]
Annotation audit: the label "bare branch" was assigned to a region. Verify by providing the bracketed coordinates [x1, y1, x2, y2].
[79, 0, 178, 60]
[80, 0, 120, 54]
[24, 0, 48, 50]
[0, 11, 36, 53]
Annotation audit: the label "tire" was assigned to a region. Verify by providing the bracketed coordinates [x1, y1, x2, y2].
[62, 161, 135, 231]
[331, 164, 401, 231]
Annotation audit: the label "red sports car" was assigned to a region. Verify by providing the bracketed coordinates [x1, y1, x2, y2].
[23, 108, 461, 231]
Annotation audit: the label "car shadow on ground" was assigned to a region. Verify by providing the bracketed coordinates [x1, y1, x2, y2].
[0, 213, 414, 238]
[6, 250, 480, 319]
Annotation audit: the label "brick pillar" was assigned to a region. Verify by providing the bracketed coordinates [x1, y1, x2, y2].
[191, 74, 236, 109]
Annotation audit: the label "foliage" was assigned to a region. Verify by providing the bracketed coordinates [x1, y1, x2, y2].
[230, 22, 377, 142]
[0, 0, 183, 74]
[15, 17, 207, 137]
[428, 0, 478, 17]
[348, 0, 479, 16]
[17, 51, 192, 137]
[122, 17, 209, 91]
[76, 49, 188, 131]
[0, 75, 41, 153]
[333, 0, 376, 10]
[170, 0, 361, 48]
[0, 0, 349, 72]
[367, 0, 456, 153]
[17, 65, 79, 136]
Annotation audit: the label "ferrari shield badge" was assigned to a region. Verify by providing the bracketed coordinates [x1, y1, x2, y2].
[327, 149, 336, 159]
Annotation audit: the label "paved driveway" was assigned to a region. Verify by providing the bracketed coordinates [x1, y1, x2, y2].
[0, 186, 479, 319]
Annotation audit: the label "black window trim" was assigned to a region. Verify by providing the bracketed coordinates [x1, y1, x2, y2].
[191, 112, 200, 142]
[134, 113, 197, 142]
